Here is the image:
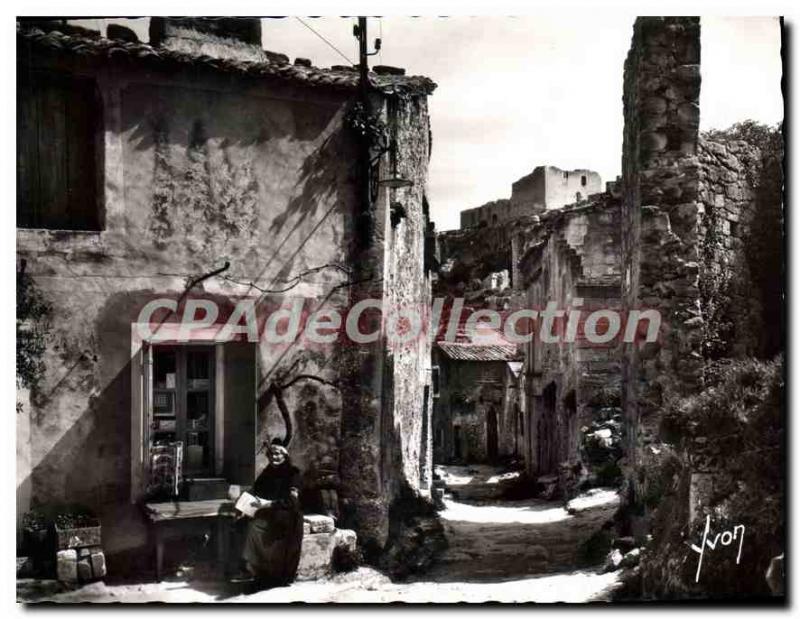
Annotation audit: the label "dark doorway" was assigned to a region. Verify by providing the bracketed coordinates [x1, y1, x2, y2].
[453, 425, 462, 460]
[537, 382, 558, 474]
[563, 390, 577, 463]
[486, 406, 499, 462]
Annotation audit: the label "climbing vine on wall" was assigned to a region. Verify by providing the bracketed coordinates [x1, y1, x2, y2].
[344, 100, 389, 149]
[699, 200, 735, 361]
[17, 263, 51, 398]
[700, 121, 784, 361]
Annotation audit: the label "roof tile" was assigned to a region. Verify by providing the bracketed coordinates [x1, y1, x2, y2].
[17, 23, 437, 97]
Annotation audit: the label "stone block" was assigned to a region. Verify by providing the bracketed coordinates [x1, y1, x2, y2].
[296, 532, 336, 581]
[77, 557, 92, 581]
[56, 549, 78, 583]
[303, 514, 335, 534]
[641, 131, 668, 153]
[603, 548, 623, 573]
[90, 550, 107, 579]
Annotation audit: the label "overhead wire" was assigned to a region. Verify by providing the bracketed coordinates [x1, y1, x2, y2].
[294, 17, 354, 65]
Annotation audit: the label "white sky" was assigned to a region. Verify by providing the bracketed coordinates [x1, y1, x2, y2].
[261, 16, 783, 231]
[73, 16, 784, 231]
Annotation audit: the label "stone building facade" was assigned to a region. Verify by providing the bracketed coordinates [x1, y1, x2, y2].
[16, 17, 437, 571]
[460, 165, 602, 229]
[515, 191, 623, 495]
[432, 330, 521, 464]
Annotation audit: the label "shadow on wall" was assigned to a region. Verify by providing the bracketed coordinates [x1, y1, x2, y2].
[22, 292, 158, 555]
[267, 126, 354, 285]
[122, 84, 355, 285]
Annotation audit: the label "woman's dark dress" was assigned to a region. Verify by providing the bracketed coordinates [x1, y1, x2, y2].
[242, 462, 303, 585]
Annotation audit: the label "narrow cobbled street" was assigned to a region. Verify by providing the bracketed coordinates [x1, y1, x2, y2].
[19, 465, 623, 603]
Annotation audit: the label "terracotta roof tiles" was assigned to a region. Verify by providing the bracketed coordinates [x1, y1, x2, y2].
[17, 23, 437, 97]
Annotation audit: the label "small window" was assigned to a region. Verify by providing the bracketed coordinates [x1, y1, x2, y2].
[563, 171, 569, 179]
[17, 71, 103, 230]
[581, 175, 587, 187]
[431, 366, 440, 398]
[730, 220, 739, 237]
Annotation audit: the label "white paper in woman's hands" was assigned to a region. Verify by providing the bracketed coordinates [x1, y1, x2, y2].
[234, 491, 272, 517]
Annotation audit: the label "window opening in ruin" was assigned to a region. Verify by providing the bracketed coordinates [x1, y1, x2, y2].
[17, 70, 103, 230]
[581, 175, 587, 186]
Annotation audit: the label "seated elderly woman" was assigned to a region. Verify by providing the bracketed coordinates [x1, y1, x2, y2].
[230, 440, 304, 588]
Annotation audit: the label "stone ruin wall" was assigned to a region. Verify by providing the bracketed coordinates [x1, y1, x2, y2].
[620, 17, 705, 521]
[696, 137, 765, 359]
[517, 194, 622, 493]
[620, 16, 777, 544]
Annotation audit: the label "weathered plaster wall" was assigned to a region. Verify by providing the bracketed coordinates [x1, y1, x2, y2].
[381, 95, 435, 498]
[334, 92, 436, 563]
[16, 53, 361, 553]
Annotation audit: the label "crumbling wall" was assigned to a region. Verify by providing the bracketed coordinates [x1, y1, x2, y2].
[437, 226, 513, 287]
[433, 358, 506, 463]
[540, 167, 603, 210]
[620, 17, 704, 526]
[619, 16, 784, 598]
[517, 194, 622, 495]
[460, 199, 512, 228]
[697, 137, 764, 360]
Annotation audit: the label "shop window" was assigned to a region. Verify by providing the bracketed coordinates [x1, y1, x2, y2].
[151, 346, 216, 476]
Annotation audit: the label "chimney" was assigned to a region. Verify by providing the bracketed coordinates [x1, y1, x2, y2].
[149, 17, 266, 63]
